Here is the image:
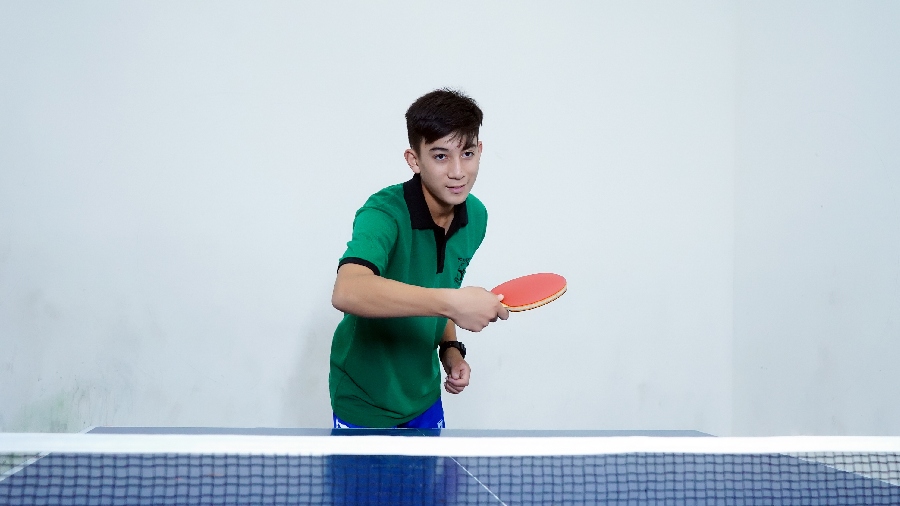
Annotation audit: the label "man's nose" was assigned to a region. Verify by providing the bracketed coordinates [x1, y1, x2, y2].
[449, 157, 464, 178]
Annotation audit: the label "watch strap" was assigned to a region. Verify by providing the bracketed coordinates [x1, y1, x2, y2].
[439, 341, 466, 359]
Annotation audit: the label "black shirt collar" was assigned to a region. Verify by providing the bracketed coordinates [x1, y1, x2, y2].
[402, 174, 469, 236]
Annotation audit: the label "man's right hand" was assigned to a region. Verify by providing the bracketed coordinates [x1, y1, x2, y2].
[446, 286, 510, 332]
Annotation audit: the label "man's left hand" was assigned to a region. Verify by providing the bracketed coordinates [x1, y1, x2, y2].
[443, 359, 470, 394]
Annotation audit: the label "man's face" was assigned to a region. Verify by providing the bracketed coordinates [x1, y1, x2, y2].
[405, 133, 483, 214]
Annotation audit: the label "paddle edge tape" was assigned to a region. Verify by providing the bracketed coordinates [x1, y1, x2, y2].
[503, 285, 567, 312]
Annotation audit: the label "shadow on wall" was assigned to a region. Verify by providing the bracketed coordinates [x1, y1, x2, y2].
[280, 310, 339, 428]
[7, 380, 133, 433]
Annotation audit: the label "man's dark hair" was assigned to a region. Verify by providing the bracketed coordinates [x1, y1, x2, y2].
[405, 89, 483, 153]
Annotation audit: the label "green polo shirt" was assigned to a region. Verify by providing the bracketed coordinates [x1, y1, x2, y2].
[330, 174, 488, 428]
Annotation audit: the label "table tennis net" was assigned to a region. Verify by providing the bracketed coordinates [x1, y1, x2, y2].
[2, 433, 900, 505]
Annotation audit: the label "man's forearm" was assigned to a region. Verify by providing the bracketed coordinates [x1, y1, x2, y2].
[332, 264, 508, 333]
[332, 264, 453, 318]
[438, 319, 463, 368]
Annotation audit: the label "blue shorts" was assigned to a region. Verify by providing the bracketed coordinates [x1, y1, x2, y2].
[333, 398, 445, 429]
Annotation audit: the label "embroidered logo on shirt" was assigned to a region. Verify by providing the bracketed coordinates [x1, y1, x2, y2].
[455, 257, 471, 286]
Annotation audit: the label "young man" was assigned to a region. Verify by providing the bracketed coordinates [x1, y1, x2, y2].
[329, 89, 508, 429]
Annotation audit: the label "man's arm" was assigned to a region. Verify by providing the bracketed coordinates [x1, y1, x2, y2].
[332, 263, 508, 332]
[439, 319, 469, 394]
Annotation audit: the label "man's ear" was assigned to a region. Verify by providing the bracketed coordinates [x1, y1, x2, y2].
[404, 148, 421, 174]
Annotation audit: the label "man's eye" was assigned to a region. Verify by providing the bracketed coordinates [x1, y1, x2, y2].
[434, 154, 447, 160]
[463, 151, 474, 158]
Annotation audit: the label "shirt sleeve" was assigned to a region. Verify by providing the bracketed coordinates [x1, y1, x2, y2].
[338, 207, 398, 276]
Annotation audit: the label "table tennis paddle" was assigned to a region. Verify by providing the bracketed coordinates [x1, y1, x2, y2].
[490, 273, 567, 312]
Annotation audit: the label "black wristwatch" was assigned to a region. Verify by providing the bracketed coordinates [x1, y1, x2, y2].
[439, 341, 466, 359]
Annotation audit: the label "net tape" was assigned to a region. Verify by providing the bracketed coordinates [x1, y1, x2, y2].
[4, 434, 900, 456]
[2, 434, 900, 506]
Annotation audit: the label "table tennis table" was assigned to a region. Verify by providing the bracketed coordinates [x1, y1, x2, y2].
[2, 427, 899, 505]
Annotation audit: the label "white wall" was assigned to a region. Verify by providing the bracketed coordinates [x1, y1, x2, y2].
[734, 1, 900, 435]
[15, 1, 893, 437]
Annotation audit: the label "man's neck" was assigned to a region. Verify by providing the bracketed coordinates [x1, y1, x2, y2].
[421, 183, 454, 232]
